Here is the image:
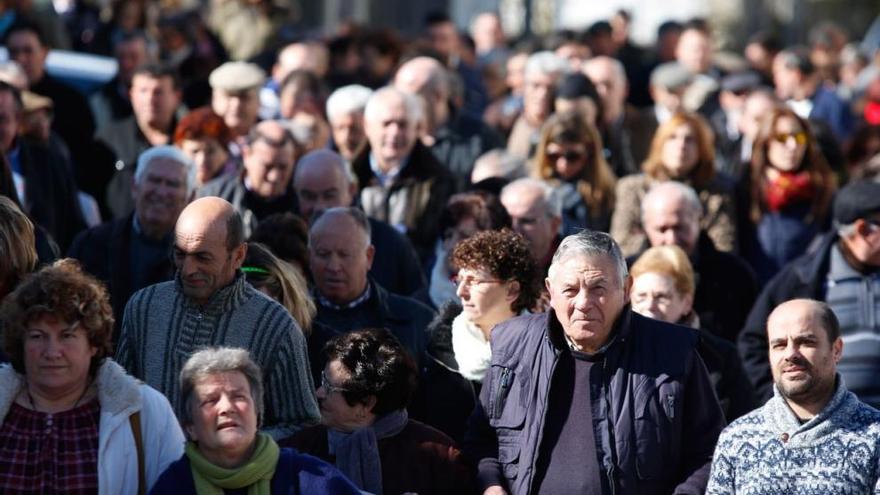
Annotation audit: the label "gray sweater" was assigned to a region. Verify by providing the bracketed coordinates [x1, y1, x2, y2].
[115, 272, 320, 439]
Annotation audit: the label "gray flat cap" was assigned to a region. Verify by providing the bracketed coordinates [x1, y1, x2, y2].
[650, 62, 693, 90]
[209, 62, 266, 92]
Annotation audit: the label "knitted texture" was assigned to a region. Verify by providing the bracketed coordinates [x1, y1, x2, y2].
[115, 273, 320, 439]
[707, 380, 880, 494]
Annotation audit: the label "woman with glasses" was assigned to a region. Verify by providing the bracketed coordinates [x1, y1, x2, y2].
[283, 328, 475, 495]
[739, 106, 836, 283]
[532, 111, 617, 234]
[0, 259, 185, 494]
[412, 229, 540, 443]
[610, 111, 737, 257]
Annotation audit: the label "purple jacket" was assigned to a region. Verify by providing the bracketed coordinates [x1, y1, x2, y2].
[465, 308, 725, 495]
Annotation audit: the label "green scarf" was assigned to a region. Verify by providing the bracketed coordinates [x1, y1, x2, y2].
[185, 432, 280, 495]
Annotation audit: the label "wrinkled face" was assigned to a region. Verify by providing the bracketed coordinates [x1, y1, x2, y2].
[179, 138, 230, 185]
[364, 96, 416, 170]
[0, 92, 19, 153]
[316, 360, 372, 432]
[309, 218, 373, 305]
[24, 316, 97, 397]
[294, 165, 353, 220]
[133, 158, 189, 236]
[767, 116, 807, 172]
[502, 189, 558, 262]
[130, 75, 180, 129]
[768, 304, 842, 407]
[661, 123, 699, 178]
[643, 198, 700, 256]
[455, 266, 516, 329]
[546, 254, 630, 352]
[242, 139, 296, 199]
[584, 61, 626, 118]
[186, 372, 258, 467]
[173, 220, 242, 305]
[523, 72, 557, 126]
[7, 31, 47, 84]
[212, 88, 260, 136]
[330, 112, 366, 160]
[545, 141, 589, 180]
[631, 272, 692, 324]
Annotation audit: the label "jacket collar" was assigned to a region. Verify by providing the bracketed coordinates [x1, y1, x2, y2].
[177, 270, 251, 314]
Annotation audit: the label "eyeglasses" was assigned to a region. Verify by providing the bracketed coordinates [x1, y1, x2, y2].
[771, 132, 808, 145]
[452, 274, 504, 290]
[320, 370, 349, 394]
[546, 149, 587, 162]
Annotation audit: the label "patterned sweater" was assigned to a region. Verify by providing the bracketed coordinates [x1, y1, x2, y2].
[707, 378, 880, 494]
[115, 272, 320, 439]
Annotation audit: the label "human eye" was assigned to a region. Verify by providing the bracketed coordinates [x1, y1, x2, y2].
[27, 331, 44, 341]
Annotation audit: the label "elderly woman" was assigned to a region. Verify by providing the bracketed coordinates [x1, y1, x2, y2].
[630, 245, 756, 421]
[0, 259, 184, 494]
[151, 347, 359, 494]
[414, 229, 540, 443]
[174, 106, 239, 186]
[610, 111, 737, 257]
[243, 242, 316, 336]
[284, 328, 475, 495]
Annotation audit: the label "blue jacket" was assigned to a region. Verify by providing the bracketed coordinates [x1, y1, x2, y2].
[149, 448, 361, 494]
[464, 308, 725, 495]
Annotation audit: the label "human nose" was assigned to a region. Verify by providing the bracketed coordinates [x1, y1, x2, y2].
[43, 335, 64, 358]
[455, 279, 469, 299]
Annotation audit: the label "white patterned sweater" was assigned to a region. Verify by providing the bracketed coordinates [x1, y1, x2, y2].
[707, 378, 880, 495]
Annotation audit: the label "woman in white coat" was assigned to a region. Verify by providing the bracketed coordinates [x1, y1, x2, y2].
[0, 259, 184, 494]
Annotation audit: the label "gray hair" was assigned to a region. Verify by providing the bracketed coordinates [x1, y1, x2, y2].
[178, 347, 264, 430]
[363, 86, 421, 125]
[584, 55, 627, 85]
[309, 206, 372, 246]
[501, 177, 562, 219]
[326, 84, 373, 122]
[135, 145, 197, 195]
[472, 149, 527, 182]
[549, 230, 628, 286]
[641, 181, 703, 221]
[524, 51, 569, 80]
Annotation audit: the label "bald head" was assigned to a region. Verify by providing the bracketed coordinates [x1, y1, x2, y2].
[308, 207, 374, 304]
[582, 56, 627, 122]
[394, 57, 450, 132]
[293, 149, 355, 220]
[768, 299, 841, 344]
[641, 182, 702, 255]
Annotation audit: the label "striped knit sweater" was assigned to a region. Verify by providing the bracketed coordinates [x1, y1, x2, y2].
[115, 272, 320, 439]
[707, 378, 880, 494]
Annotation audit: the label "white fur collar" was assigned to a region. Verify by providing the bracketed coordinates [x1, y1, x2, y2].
[451, 312, 492, 382]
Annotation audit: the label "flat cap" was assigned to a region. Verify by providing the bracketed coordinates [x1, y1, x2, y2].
[650, 62, 693, 90]
[209, 62, 266, 92]
[834, 180, 880, 225]
[721, 71, 761, 94]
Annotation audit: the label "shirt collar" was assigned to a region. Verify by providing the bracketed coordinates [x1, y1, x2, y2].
[369, 152, 409, 187]
[316, 283, 372, 310]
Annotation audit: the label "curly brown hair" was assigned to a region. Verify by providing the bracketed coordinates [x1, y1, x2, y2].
[1, 259, 114, 375]
[451, 229, 540, 313]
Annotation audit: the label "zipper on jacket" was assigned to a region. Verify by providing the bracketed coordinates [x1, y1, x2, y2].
[602, 357, 618, 495]
[492, 367, 512, 418]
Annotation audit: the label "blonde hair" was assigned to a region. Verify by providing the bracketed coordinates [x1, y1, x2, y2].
[642, 111, 716, 188]
[0, 195, 37, 295]
[629, 245, 695, 297]
[243, 242, 316, 335]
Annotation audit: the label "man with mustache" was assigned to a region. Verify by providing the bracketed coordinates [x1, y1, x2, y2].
[115, 196, 320, 439]
[707, 299, 880, 494]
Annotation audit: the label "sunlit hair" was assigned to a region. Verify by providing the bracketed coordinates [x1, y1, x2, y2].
[550, 230, 627, 286]
[179, 347, 264, 430]
[0, 195, 37, 295]
[642, 111, 716, 188]
[532, 111, 616, 216]
[748, 106, 836, 223]
[243, 242, 315, 335]
[630, 245, 695, 298]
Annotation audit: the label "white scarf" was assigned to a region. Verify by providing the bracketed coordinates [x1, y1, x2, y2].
[451, 312, 492, 382]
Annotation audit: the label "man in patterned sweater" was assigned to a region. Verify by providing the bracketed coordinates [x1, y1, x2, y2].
[707, 299, 880, 494]
[115, 197, 320, 439]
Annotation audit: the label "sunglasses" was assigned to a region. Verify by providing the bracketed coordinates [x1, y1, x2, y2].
[546, 149, 587, 162]
[771, 132, 808, 145]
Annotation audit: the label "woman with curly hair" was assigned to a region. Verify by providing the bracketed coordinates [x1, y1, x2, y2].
[740, 106, 836, 283]
[610, 111, 737, 257]
[412, 229, 540, 443]
[531, 111, 616, 234]
[0, 259, 184, 494]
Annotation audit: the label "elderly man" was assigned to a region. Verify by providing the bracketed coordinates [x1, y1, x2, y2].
[198, 120, 299, 237]
[507, 51, 568, 159]
[740, 180, 880, 405]
[293, 149, 425, 295]
[210, 61, 265, 142]
[68, 146, 193, 338]
[325, 84, 372, 162]
[500, 178, 562, 275]
[394, 56, 503, 187]
[307, 207, 434, 380]
[465, 230, 724, 494]
[638, 182, 758, 342]
[351, 86, 455, 263]
[708, 299, 880, 494]
[115, 197, 320, 439]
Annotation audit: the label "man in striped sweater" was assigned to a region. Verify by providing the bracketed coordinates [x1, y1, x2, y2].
[115, 197, 320, 439]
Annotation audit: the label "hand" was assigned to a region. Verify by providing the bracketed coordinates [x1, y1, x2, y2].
[483, 486, 508, 495]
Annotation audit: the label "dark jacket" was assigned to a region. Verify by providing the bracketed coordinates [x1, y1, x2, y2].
[411, 302, 481, 444]
[464, 308, 725, 495]
[149, 447, 362, 494]
[367, 217, 426, 296]
[738, 231, 836, 401]
[197, 172, 298, 239]
[430, 110, 504, 190]
[552, 179, 612, 235]
[283, 420, 477, 495]
[696, 328, 758, 422]
[308, 281, 435, 383]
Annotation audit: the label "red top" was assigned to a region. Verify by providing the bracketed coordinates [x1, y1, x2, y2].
[0, 398, 101, 494]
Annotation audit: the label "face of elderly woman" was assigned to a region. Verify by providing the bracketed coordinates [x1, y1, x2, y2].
[179, 138, 230, 185]
[187, 371, 258, 467]
[455, 266, 518, 331]
[25, 315, 97, 396]
[316, 360, 374, 432]
[630, 272, 692, 324]
[661, 122, 699, 179]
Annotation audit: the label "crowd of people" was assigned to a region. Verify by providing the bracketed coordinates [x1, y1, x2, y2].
[1, 3, 880, 494]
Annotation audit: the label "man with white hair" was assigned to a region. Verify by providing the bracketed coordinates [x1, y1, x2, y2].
[500, 178, 563, 275]
[507, 51, 569, 159]
[325, 84, 372, 162]
[351, 86, 455, 264]
[68, 145, 194, 339]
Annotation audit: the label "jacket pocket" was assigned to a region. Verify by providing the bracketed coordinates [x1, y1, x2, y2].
[488, 365, 526, 481]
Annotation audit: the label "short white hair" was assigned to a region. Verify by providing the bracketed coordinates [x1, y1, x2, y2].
[549, 230, 628, 286]
[363, 86, 421, 124]
[641, 181, 703, 221]
[326, 84, 373, 122]
[524, 51, 569, 80]
[501, 177, 562, 219]
[135, 145, 196, 195]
